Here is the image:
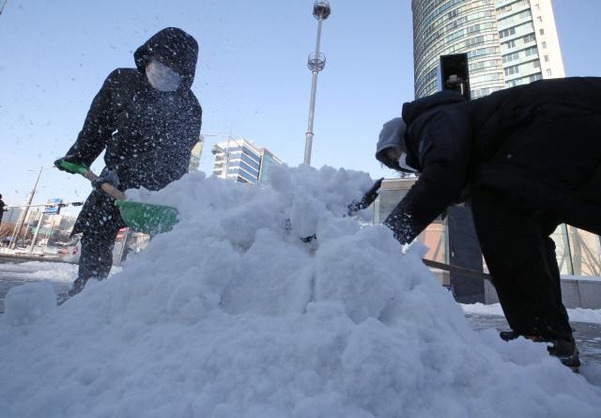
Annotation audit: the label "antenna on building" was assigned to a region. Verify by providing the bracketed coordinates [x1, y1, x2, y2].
[304, 0, 331, 166]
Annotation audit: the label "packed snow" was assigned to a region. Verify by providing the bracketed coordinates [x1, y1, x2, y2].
[1, 165, 601, 418]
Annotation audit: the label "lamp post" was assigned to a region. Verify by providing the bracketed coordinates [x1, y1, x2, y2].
[304, 0, 331, 166]
[9, 166, 43, 250]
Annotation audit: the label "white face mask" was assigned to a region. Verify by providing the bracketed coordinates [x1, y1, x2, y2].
[145, 60, 182, 92]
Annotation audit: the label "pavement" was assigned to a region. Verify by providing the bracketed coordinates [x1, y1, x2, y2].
[0, 249, 62, 263]
[465, 313, 601, 368]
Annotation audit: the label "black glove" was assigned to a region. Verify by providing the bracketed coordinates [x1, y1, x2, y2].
[92, 167, 120, 194]
[348, 177, 384, 213]
[300, 233, 317, 243]
[54, 155, 85, 174]
[383, 203, 425, 245]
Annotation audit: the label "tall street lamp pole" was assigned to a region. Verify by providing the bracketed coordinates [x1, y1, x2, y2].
[304, 0, 331, 166]
[9, 166, 43, 249]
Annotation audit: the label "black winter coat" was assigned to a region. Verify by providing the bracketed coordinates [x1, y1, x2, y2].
[68, 28, 202, 235]
[392, 77, 601, 243]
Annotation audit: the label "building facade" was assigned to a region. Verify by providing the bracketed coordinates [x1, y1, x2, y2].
[212, 138, 283, 184]
[188, 139, 204, 172]
[412, 0, 564, 99]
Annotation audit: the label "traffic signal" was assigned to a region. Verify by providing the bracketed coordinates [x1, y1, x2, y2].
[439, 53, 470, 100]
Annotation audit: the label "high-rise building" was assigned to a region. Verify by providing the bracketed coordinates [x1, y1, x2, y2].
[497, 0, 564, 87]
[212, 138, 283, 184]
[412, 0, 564, 99]
[188, 139, 204, 172]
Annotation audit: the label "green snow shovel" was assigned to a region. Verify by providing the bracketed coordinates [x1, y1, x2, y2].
[55, 160, 179, 235]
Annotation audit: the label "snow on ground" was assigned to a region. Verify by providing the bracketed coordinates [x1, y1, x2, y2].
[461, 302, 601, 325]
[1, 165, 600, 418]
[1, 260, 80, 283]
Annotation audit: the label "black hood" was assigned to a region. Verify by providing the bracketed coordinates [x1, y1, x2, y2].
[402, 90, 466, 125]
[134, 27, 198, 89]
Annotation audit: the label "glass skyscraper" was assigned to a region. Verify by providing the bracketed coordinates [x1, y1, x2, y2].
[412, 0, 565, 99]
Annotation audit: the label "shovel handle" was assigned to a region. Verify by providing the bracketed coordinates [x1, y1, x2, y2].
[56, 160, 126, 200]
[421, 258, 492, 282]
[82, 170, 127, 201]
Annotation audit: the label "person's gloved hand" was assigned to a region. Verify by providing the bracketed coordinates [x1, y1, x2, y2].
[348, 177, 384, 213]
[54, 155, 85, 174]
[92, 167, 120, 194]
[383, 202, 424, 246]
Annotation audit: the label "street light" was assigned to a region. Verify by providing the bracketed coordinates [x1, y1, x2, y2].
[9, 166, 43, 250]
[304, 0, 331, 166]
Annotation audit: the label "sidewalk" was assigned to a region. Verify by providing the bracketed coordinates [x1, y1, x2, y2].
[465, 313, 601, 367]
[0, 249, 62, 263]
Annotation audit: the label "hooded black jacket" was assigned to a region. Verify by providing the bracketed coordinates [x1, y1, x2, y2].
[389, 77, 601, 243]
[68, 27, 202, 235]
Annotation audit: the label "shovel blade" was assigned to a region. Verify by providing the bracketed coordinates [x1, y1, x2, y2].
[115, 200, 179, 235]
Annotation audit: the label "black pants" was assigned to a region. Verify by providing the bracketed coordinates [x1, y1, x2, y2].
[71, 191, 124, 292]
[470, 187, 573, 341]
[78, 225, 120, 282]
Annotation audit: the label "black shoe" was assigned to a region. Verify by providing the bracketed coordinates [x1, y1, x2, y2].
[67, 277, 88, 297]
[547, 338, 581, 370]
[501, 330, 581, 370]
[57, 281, 85, 306]
[56, 292, 70, 306]
[499, 330, 542, 342]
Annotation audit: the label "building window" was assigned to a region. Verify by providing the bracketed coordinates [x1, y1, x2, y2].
[523, 33, 536, 43]
[546, 69, 553, 76]
[502, 40, 516, 50]
[504, 65, 519, 76]
[499, 27, 516, 39]
[539, 28, 545, 35]
[525, 46, 538, 56]
[544, 55, 549, 62]
[502, 52, 520, 63]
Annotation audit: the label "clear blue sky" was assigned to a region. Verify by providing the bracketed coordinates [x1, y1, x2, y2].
[0, 0, 599, 217]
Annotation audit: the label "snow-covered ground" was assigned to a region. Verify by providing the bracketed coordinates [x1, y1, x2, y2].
[462, 300, 601, 325]
[1, 166, 600, 418]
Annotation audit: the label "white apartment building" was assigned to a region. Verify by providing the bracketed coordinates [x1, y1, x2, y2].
[497, 0, 564, 87]
[211, 138, 283, 184]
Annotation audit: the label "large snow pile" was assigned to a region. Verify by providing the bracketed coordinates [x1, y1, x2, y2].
[1, 165, 600, 418]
